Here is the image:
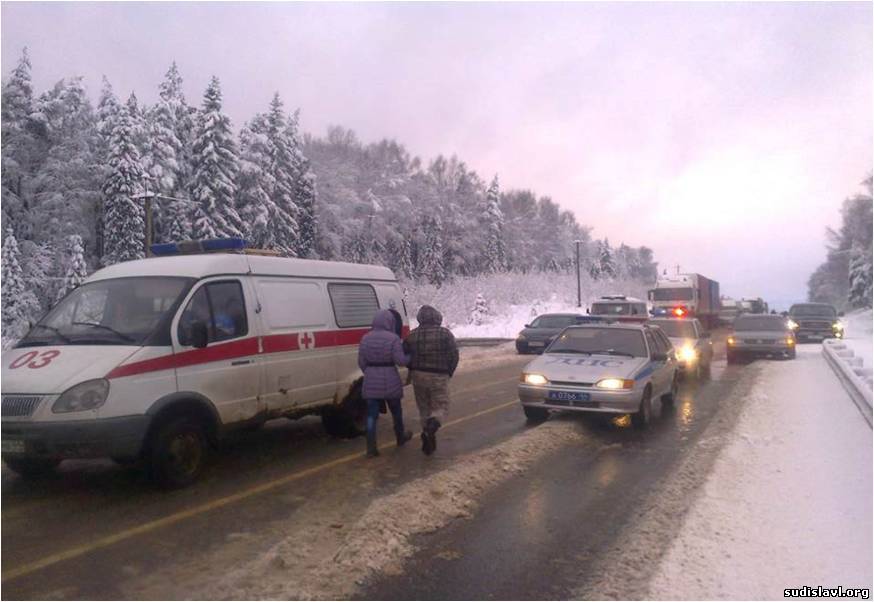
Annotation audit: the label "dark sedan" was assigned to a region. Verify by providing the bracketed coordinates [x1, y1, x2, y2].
[515, 313, 603, 354]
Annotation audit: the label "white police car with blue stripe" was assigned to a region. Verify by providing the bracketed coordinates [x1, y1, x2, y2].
[518, 322, 679, 428]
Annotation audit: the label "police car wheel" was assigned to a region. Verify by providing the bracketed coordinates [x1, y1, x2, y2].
[148, 417, 207, 489]
[523, 406, 549, 423]
[631, 390, 652, 429]
[662, 374, 679, 404]
[3, 456, 60, 478]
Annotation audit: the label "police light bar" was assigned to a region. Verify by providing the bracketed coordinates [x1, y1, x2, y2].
[150, 237, 248, 256]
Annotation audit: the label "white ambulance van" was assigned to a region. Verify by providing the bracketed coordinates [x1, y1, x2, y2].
[1, 239, 407, 487]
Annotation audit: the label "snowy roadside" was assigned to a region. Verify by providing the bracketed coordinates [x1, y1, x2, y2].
[192, 420, 585, 600]
[842, 308, 873, 373]
[647, 347, 872, 599]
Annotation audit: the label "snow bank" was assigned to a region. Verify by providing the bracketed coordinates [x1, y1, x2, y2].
[403, 271, 650, 338]
[647, 348, 872, 599]
[206, 420, 584, 600]
[842, 308, 873, 374]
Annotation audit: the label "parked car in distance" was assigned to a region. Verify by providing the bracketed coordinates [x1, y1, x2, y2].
[786, 303, 844, 342]
[647, 317, 713, 379]
[589, 295, 649, 323]
[727, 314, 796, 363]
[516, 313, 603, 354]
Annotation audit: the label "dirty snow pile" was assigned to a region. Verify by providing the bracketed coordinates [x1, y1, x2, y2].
[404, 271, 650, 338]
[207, 420, 582, 600]
[647, 347, 872, 599]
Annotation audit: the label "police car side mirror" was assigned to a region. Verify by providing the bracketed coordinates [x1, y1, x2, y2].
[652, 352, 668, 361]
[190, 321, 209, 349]
[838, 311, 845, 317]
[701, 332, 711, 338]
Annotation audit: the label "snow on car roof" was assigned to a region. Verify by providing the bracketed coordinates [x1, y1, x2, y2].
[86, 253, 398, 283]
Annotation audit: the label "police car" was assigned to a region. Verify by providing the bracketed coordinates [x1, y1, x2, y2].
[1, 238, 407, 487]
[518, 323, 678, 428]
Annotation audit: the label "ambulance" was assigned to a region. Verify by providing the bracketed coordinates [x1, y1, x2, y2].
[1, 238, 407, 487]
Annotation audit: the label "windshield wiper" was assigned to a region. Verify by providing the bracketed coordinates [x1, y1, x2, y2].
[588, 349, 636, 358]
[71, 322, 136, 343]
[29, 324, 71, 343]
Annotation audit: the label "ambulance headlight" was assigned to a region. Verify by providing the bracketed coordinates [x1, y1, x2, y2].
[52, 379, 110, 414]
[521, 373, 548, 386]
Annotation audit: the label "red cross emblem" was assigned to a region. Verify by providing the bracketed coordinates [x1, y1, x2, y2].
[298, 331, 316, 350]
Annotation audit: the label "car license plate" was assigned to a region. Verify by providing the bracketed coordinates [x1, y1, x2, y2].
[547, 391, 590, 403]
[528, 341, 544, 347]
[1, 439, 25, 454]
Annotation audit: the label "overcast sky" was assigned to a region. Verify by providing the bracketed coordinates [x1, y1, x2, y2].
[2, 2, 871, 308]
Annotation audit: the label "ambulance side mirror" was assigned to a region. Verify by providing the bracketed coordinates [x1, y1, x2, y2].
[190, 321, 209, 349]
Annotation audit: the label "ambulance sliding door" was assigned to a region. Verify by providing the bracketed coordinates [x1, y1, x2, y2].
[254, 278, 337, 412]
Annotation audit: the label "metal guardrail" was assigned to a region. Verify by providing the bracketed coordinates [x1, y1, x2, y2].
[822, 339, 872, 428]
[457, 338, 514, 348]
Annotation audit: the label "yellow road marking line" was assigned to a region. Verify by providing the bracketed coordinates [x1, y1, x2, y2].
[2, 398, 520, 582]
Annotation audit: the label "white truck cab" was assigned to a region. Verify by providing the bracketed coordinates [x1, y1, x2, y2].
[1, 241, 407, 487]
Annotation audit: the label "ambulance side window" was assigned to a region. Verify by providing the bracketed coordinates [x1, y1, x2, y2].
[328, 283, 379, 328]
[178, 281, 248, 346]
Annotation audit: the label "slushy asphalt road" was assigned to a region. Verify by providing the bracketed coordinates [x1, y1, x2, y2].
[0, 331, 794, 600]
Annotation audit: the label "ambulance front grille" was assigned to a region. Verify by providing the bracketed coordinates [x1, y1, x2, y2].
[1, 395, 43, 418]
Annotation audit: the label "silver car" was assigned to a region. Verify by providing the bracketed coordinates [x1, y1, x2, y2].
[518, 323, 679, 428]
[647, 317, 713, 379]
[727, 314, 796, 363]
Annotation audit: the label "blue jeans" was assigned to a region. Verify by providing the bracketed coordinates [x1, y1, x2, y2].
[366, 398, 405, 439]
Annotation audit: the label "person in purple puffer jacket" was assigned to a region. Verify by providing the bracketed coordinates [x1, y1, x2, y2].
[358, 309, 412, 457]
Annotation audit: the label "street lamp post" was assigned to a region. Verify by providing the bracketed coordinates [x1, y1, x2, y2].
[574, 240, 582, 308]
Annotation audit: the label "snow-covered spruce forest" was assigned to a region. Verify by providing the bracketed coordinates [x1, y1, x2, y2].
[1, 51, 659, 342]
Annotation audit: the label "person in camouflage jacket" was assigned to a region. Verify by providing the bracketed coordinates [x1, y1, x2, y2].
[403, 305, 459, 455]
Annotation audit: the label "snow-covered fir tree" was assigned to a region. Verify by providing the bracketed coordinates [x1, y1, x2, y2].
[479, 175, 506, 273]
[56, 234, 89, 301]
[1, 48, 37, 240]
[144, 63, 192, 242]
[190, 76, 243, 239]
[1, 230, 41, 342]
[419, 215, 446, 286]
[598, 239, 616, 279]
[469, 293, 490, 325]
[102, 101, 146, 265]
[287, 109, 318, 258]
[848, 244, 873, 309]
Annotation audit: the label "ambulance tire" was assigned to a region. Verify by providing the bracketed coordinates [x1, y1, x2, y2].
[3, 456, 60, 478]
[321, 408, 359, 439]
[148, 416, 208, 489]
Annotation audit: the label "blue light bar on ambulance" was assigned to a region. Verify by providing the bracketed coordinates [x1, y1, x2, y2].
[150, 237, 248, 256]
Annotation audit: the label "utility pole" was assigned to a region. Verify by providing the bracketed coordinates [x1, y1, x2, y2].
[575, 240, 582, 308]
[133, 189, 196, 257]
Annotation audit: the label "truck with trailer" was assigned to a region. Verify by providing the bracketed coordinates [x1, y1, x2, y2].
[647, 273, 720, 329]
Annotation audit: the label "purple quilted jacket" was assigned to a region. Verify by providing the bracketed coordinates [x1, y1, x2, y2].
[358, 309, 410, 400]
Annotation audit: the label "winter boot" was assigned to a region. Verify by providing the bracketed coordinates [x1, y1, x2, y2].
[396, 429, 413, 447]
[366, 432, 380, 458]
[421, 418, 440, 456]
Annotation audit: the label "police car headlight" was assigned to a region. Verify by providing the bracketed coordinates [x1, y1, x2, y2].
[786, 319, 799, 330]
[52, 379, 110, 414]
[521, 373, 548, 386]
[596, 378, 634, 390]
[679, 345, 698, 362]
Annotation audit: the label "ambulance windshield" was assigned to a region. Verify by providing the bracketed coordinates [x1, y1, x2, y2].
[18, 277, 194, 348]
